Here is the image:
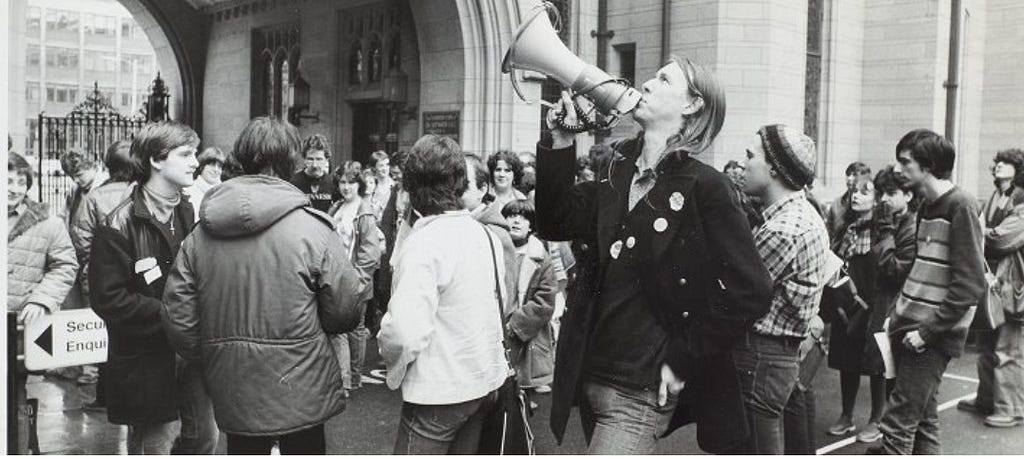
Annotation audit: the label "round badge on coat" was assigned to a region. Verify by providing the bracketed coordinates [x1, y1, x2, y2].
[653, 218, 669, 233]
[610, 240, 624, 259]
[670, 192, 685, 211]
[626, 236, 636, 248]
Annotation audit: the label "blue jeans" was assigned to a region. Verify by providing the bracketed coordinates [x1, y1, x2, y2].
[393, 390, 498, 454]
[879, 343, 950, 455]
[976, 322, 1024, 417]
[173, 359, 219, 454]
[577, 379, 678, 454]
[732, 332, 801, 454]
[331, 316, 369, 389]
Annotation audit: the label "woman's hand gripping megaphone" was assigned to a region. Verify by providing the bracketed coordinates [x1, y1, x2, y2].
[546, 91, 579, 149]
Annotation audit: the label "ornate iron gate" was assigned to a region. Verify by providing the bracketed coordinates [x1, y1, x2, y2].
[36, 84, 146, 209]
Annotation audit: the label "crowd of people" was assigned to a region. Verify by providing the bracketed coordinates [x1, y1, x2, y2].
[6, 55, 1023, 456]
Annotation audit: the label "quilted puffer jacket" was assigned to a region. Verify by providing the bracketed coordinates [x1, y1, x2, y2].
[161, 175, 368, 436]
[7, 199, 78, 314]
[68, 180, 136, 304]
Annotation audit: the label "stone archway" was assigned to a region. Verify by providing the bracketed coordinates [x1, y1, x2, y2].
[409, 0, 543, 154]
[114, 0, 208, 131]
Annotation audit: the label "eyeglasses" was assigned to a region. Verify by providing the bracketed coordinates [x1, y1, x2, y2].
[304, 158, 328, 164]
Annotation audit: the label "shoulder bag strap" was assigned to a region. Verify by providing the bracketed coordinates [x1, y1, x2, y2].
[480, 224, 514, 369]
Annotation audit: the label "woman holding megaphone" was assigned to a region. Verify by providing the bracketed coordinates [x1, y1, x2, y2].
[533, 58, 773, 454]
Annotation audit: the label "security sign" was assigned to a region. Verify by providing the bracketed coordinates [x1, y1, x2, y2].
[23, 309, 108, 370]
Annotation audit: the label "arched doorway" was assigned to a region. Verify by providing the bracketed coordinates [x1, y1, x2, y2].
[114, 0, 207, 130]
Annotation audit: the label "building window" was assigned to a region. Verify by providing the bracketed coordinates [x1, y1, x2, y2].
[27, 7, 41, 32]
[46, 47, 79, 70]
[539, 0, 572, 136]
[804, 0, 825, 143]
[85, 14, 117, 36]
[27, 45, 40, 67]
[251, 24, 300, 118]
[614, 43, 637, 86]
[27, 82, 40, 102]
[46, 9, 79, 34]
[46, 87, 55, 102]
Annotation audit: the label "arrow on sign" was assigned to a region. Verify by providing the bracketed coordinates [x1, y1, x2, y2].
[34, 325, 53, 356]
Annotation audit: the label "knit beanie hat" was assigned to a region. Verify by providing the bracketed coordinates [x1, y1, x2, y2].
[757, 124, 817, 190]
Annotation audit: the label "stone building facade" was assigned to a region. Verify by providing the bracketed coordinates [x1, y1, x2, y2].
[8, 0, 1022, 200]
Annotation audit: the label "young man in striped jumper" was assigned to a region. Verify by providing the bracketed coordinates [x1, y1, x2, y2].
[868, 129, 987, 454]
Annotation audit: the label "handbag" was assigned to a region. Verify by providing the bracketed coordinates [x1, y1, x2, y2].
[979, 259, 1007, 330]
[477, 225, 536, 455]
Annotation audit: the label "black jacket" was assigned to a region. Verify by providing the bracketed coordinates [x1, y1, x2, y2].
[90, 187, 194, 426]
[535, 136, 773, 453]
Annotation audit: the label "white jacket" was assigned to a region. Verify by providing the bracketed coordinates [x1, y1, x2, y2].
[378, 210, 510, 404]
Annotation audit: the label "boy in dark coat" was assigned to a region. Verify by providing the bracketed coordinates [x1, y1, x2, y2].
[90, 121, 217, 454]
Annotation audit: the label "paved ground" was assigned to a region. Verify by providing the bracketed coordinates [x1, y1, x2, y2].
[23, 338, 1024, 454]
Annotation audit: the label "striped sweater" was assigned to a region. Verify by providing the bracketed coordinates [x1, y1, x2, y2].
[891, 186, 986, 358]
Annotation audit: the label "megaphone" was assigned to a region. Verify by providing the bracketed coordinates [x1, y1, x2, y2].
[502, 2, 642, 132]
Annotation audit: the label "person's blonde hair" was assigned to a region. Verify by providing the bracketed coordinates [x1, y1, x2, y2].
[663, 57, 726, 155]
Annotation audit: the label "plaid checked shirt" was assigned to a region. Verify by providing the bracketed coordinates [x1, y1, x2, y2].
[752, 191, 832, 338]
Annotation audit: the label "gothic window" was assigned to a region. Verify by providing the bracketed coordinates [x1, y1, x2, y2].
[804, 0, 825, 143]
[349, 41, 363, 84]
[251, 23, 300, 118]
[539, 0, 572, 135]
[388, 32, 401, 69]
[368, 36, 383, 82]
[264, 53, 275, 116]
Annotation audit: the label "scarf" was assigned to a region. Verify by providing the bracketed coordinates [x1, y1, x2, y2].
[142, 184, 181, 223]
[836, 218, 873, 260]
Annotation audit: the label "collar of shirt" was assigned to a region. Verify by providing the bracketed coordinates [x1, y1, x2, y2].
[761, 190, 806, 222]
[8, 200, 27, 217]
[411, 209, 471, 230]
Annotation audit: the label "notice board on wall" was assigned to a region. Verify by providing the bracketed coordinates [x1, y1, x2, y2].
[422, 111, 460, 143]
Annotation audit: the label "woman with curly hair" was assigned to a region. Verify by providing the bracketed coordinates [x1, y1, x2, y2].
[958, 147, 1024, 428]
[487, 150, 527, 209]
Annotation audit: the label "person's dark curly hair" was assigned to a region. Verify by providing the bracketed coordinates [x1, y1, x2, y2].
[487, 150, 524, 188]
[403, 135, 467, 216]
[301, 133, 332, 159]
[993, 148, 1024, 193]
[874, 165, 920, 212]
[334, 167, 368, 197]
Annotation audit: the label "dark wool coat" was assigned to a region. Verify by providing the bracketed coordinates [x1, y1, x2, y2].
[535, 136, 773, 453]
[89, 187, 194, 426]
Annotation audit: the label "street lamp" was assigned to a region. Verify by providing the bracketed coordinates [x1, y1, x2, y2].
[145, 72, 170, 122]
[287, 71, 320, 125]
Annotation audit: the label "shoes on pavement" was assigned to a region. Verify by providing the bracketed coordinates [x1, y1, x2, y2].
[984, 414, 1024, 428]
[827, 416, 856, 436]
[864, 445, 888, 455]
[533, 385, 551, 394]
[856, 422, 882, 443]
[957, 398, 994, 415]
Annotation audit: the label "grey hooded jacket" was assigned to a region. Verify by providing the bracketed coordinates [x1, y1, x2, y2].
[161, 175, 368, 436]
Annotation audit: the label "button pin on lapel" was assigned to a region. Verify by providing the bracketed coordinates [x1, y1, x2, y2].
[653, 218, 668, 233]
[626, 236, 636, 248]
[610, 240, 623, 259]
[670, 192, 685, 211]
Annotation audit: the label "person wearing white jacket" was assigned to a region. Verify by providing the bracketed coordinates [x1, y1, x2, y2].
[377, 134, 509, 454]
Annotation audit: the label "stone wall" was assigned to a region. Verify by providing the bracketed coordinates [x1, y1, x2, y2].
[979, 0, 1024, 198]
